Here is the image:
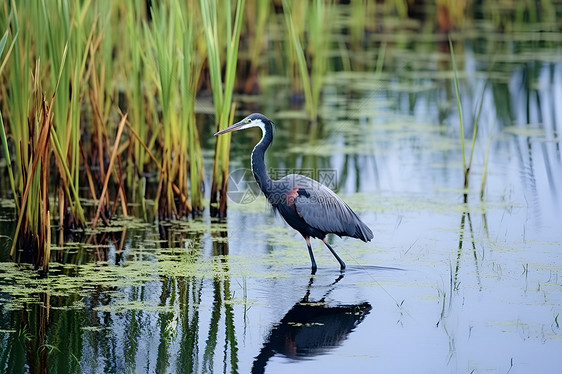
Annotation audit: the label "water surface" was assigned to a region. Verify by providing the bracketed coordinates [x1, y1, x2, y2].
[1, 8, 562, 374]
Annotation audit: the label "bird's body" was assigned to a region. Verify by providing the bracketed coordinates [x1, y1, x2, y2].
[266, 174, 373, 242]
[215, 113, 373, 272]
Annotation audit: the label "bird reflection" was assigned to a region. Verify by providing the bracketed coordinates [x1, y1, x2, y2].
[252, 274, 372, 373]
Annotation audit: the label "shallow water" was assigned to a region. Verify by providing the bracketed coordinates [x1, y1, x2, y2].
[2, 10, 562, 374]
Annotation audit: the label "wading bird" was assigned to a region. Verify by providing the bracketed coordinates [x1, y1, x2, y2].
[215, 113, 373, 272]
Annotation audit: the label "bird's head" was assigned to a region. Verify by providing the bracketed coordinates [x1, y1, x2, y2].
[214, 113, 272, 136]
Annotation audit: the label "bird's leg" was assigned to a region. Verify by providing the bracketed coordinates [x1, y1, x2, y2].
[322, 238, 346, 271]
[305, 237, 317, 274]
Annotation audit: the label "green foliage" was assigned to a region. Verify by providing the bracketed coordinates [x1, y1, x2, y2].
[283, 0, 334, 121]
[0, 31, 18, 212]
[144, 0, 206, 218]
[201, 0, 246, 217]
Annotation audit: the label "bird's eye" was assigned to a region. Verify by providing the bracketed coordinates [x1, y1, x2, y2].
[245, 119, 251, 124]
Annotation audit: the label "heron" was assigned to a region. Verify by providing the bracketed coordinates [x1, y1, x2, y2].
[215, 113, 373, 272]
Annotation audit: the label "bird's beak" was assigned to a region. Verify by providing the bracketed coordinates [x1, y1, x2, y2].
[214, 120, 244, 136]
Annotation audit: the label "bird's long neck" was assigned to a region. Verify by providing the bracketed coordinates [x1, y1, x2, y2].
[251, 124, 274, 196]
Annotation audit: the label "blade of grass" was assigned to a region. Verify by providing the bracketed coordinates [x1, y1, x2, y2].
[0, 29, 17, 75]
[92, 113, 127, 229]
[466, 81, 488, 183]
[283, 0, 315, 120]
[50, 127, 85, 224]
[0, 111, 17, 211]
[449, 37, 466, 179]
[0, 32, 19, 212]
[480, 134, 492, 200]
[43, 210, 51, 270]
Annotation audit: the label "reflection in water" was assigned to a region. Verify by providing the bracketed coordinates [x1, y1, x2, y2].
[252, 275, 371, 373]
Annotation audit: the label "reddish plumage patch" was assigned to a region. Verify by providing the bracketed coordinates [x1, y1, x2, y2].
[286, 187, 299, 207]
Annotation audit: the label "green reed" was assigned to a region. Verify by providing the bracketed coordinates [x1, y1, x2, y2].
[123, 0, 148, 200]
[146, 1, 182, 218]
[283, 0, 315, 119]
[35, 0, 88, 225]
[5, 47, 67, 268]
[0, 0, 113, 265]
[283, 0, 333, 121]
[201, 0, 246, 218]
[243, 0, 270, 93]
[349, 0, 367, 47]
[308, 0, 333, 117]
[143, 0, 206, 218]
[480, 134, 492, 200]
[449, 39, 467, 179]
[2, 2, 30, 199]
[0, 31, 18, 212]
[449, 38, 488, 201]
[1, 4, 53, 266]
[178, 0, 205, 214]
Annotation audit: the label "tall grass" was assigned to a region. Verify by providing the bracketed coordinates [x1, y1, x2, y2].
[145, 2, 181, 218]
[350, 0, 367, 47]
[143, 0, 206, 219]
[178, 0, 205, 214]
[0, 4, 72, 268]
[37, 0, 88, 226]
[123, 0, 148, 198]
[5, 46, 68, 268]
[243, 0, 270, 93]
[2, 0, 211, 238]
[85, 3, 129, 219]
[0, 31, 18, 212]
[201, 0, 246, 218]
[283, 0, 315, 119]
[283, 0, 333, 121]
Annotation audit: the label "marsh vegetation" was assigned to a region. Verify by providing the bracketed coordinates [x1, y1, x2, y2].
[0, 0, 561, 372]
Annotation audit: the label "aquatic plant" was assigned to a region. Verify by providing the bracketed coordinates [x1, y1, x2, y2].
[242, 0, 270, 93]
[5, 53, 61, 268]
[282, 0, 334, 121]
[36, 0, 89, 227]
[0, 31, 17, 212]
[123, 0, 149, 199]
[202, 0, 246, 218]
[0, 4, 86, 268]
[141, 0, 207, 219]
[178, 0, 205, 215]
[449, 38, 487, 202]
[145, 1, 185, 218]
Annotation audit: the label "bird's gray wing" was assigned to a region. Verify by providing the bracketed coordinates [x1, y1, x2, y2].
[285, 175, 373, 241]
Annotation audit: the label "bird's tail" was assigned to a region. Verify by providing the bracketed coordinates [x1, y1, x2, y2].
[355, 220, 374, 242]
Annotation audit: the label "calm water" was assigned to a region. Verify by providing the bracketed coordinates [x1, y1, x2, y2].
[2, 11, 562, 374]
